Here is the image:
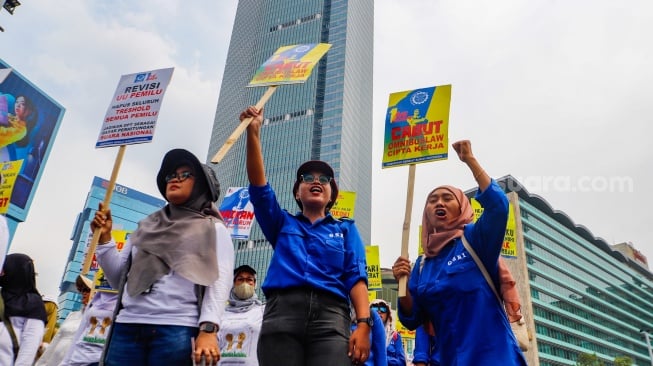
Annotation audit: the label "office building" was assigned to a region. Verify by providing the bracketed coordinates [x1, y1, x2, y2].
[207, 0, 374, 281]
[58, 177, 165, 322]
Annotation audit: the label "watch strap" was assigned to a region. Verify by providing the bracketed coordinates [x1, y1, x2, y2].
[356, 317, 373, 327]
[199, 322, 219, 333]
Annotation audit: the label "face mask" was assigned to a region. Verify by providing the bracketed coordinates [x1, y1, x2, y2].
[233, 283, 255, 300]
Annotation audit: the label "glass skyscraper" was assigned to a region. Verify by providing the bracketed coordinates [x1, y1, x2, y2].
[58, 177, 165, 322]
[207, 0, 373, 283]
[466, 176, 653, 365]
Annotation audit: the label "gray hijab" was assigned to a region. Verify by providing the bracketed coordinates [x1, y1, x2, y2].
[126, 149, 223, 297]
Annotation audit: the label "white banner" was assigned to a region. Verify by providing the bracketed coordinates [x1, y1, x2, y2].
[96, 67, 174, 148]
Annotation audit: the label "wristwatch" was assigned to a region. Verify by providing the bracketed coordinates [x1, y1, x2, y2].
[199, 322, 219, 333]
[356, 317, 374, 327]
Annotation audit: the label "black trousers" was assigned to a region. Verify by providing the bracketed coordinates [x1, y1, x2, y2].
[257, 287, 352, 366]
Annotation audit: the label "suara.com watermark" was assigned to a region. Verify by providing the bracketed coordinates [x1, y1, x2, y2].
[499, 175, 634, 193]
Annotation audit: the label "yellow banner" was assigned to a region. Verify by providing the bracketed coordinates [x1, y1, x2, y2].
[0, 159, 23, 214]
[382, 85, 452, 168]
[248, 43, 331, 87]
[365, 245, 382, 290]
[330, 190, 356, 219]
[470, 198, 517, 257]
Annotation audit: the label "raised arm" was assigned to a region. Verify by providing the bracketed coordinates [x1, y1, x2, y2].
[242, 106, 267, 186]
[452, 140, 490, 192]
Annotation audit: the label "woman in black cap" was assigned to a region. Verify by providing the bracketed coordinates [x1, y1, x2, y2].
[0, 253, 47, 365]
[91, 148, 234, 366]
[240, 106, 371, 366]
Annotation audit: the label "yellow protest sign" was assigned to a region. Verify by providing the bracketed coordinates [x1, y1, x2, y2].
[330, 190, 356, 219]
[94, 230, 131, 293]
[382, 85, 452, 168]
[395, 312, 416, 340]
[365, 245, 382, 290]
[0, 160, 23, 213]
[417, 225, 424, 256]
[368, 290, 377, 303]
[248, 43, 332, 87]
[470, 198, 517, 257]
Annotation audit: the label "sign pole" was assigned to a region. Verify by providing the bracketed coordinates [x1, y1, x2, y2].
[81, 144, 126, 275]
[211, 86, 277, 163]
[398, 163, 416, 297]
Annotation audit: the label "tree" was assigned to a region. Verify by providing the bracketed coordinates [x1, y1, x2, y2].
[576, 352, 605, 366]
[613, 356, 633, 366]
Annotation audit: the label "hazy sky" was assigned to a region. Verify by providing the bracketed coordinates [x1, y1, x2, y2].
[2, 0, 651, 297]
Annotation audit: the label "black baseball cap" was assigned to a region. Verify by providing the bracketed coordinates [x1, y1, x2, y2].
[233, 264, 257, 277]
[292, 160, 339, 213]
[295, 160, 335, 180]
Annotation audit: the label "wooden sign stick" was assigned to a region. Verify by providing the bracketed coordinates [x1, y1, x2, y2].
[211, 86, 277, 163]
[81, 144, 126, 275]
[398, 163, 416, 297]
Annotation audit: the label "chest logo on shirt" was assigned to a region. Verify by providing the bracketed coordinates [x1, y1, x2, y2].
[328, 233, 344, 238]
[447, 252, 468, 266]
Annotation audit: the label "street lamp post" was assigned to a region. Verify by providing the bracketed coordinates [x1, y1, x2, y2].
[0, 0, 22, 32]
[641, 329, 653, 366]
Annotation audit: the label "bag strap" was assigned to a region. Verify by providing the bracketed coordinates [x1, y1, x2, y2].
[0, 297, 20, 360]
[418, 254, 426, 274]
[460, 234, 503, 305]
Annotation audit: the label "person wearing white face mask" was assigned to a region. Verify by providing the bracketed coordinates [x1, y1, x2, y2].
[218, 265, 264, 366]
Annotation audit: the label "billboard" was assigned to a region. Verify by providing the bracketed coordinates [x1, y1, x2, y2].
[0, 59, 65, 221]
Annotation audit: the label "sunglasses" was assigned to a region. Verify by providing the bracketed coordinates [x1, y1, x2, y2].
[371, 305, 388, 313]
[300, 173, 332, 185]
[165, 171, 194, 183]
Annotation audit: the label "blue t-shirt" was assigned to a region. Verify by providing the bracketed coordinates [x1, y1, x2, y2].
[248, 183, 367, 300]
[398, 180, 527, 365]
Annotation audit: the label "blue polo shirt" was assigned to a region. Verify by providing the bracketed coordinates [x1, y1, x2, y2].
[248, 183, 368, 300]
[398, 180, 527, 365]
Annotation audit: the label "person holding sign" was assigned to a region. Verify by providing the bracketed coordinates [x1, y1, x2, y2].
[91, 149, 234, 366]
[240, 106, 370, 366]
[392, 140, 527, 365]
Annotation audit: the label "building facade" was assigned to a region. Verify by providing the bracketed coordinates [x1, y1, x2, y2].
[57, 177, 165, 322]
[207, 0, 374, 282]
[466, 176, 653, 365]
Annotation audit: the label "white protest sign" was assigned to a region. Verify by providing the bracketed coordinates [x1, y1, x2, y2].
[96, 67, 174, 148]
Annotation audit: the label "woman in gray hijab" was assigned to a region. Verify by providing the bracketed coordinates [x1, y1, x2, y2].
[91, 148, 234, 366]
